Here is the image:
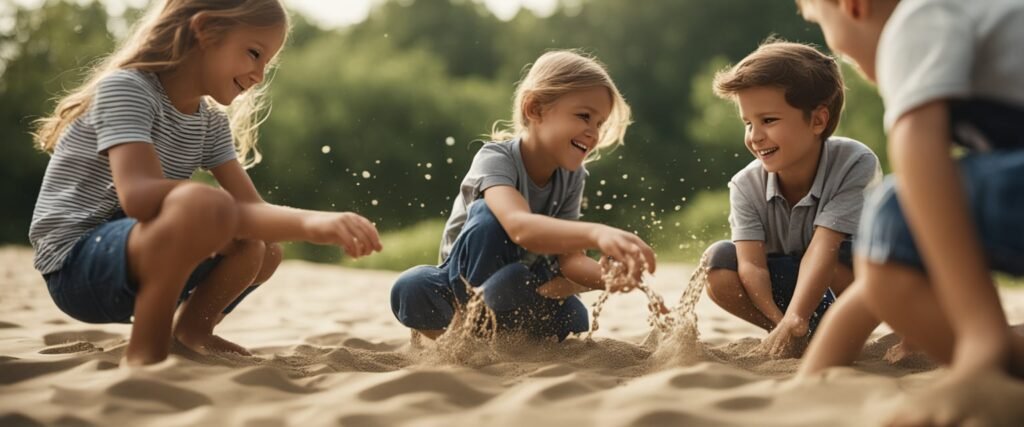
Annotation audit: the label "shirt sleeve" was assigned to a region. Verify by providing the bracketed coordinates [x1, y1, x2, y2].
[728, 180, 764, 242]
[460, 143, 518, 202]
[878, 0, 973, 131]
[91, 72, 159, 154]
[203, 109, 238, 170]
[813, 153, 881, 235]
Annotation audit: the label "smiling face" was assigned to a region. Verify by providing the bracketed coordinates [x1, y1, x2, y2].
[527, 86, 613, 171]
[197, 24, 286, 106]
[735, 86, 827, 173]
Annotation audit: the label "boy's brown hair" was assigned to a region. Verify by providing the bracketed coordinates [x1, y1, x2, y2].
[713, 38, 845, 141]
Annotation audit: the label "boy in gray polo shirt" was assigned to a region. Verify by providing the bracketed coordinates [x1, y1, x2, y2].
[701, 40, 880, 358]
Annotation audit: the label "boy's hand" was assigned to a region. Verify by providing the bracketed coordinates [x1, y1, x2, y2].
[758, 313, 809, 359]
[304, 212, 383, 258]
[592, 225, 657, 281]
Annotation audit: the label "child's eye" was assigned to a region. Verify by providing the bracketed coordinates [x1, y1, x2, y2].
[248, 49, 261, 59]
[576, 113, 591, 122]
[763, 118, 778, 124]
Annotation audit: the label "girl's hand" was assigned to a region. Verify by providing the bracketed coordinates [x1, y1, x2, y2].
[304, 212, 383, 258]
[592, 225, 656, 282]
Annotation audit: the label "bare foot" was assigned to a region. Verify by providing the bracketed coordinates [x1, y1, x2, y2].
[887, 368, 1024, 427]
[884, 338, 921, 364]
[174, 331, 251, 356]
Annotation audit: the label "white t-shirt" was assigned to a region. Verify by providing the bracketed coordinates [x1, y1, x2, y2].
[877, 0, 1024, 132]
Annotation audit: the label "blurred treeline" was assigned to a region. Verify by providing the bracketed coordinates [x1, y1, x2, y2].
[0, 0, 887, 268]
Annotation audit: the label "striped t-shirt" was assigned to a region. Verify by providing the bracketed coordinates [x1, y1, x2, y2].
[30, 69, 237, 274]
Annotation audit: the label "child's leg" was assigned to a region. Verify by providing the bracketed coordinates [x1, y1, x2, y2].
[799, 255, 883, 375]
[391, 265, 455, 339]
[125, 184, 239, 365]
[478, 261, 589, 340]
[861, 261, 958, 365]
[703, 241, 776, 331]
[173, 239, 276, 355]
[446, 200, 586, 340]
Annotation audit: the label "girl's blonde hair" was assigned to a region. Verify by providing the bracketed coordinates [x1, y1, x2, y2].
[491, 49, 632, 162]
[32, 0, 289, 168]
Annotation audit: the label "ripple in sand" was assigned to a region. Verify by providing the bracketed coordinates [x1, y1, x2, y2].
[713, 395, 773, 410]
[357, 371, 494, 407]
[667, 367, 752, 390]
[39, 341, 99, 355]
[43, 330, 122, 346]
[232, 366, 321, 394]
[0, 414, 44, 427]
[105, 379, 212, 411]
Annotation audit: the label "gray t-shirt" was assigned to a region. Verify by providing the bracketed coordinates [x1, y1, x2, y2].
[728, 136, 880, 256]
[877, 0, 1024, 134]
[30, 69, 237, 274]
[439, 138, 586, 261]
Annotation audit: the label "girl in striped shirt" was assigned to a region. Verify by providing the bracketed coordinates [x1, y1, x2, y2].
[30, 0, 381, 365]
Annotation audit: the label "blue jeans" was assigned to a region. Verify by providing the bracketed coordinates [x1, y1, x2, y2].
[43, 211, 259, 324]
[704, 240, 850, 336]
[857, 150, 1024, 275]
[390, 201, 589, 341]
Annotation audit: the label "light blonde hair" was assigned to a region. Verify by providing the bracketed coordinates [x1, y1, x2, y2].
[32, 0, 289, 168]
[491, 49, 632, 162]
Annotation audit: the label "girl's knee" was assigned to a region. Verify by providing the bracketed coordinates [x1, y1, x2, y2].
[156, 184, 239, 252]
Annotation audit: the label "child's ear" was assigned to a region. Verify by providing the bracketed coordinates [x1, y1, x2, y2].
[522, 94, 544, 124]
[812, 105, 830, 135]
[839, 0, 869, 20]
[189, 13, 215, 49]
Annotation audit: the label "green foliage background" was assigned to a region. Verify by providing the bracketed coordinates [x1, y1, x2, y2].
[0, 0, 888, 269]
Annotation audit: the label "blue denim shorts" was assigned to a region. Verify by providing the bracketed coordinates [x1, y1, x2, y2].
[43, 212, 258, 324]
[704, 240, 849, 336]
[857, 150, 1024, 275]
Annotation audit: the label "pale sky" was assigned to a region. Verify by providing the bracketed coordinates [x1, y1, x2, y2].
[10, 0, 559, 27]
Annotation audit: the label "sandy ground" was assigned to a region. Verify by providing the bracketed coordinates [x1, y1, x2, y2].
[2, 246, 1023, 427]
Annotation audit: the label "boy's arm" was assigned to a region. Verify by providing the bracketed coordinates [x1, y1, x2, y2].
[890, 101, 1010, 366]
[211, 160, 382, 257]
[736, 240, 784, 326]
[784, 226, 847, 331]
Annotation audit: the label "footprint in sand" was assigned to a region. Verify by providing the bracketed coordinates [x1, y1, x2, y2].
[39, 341, 99, 355]
[106, 379, 212, 411]
[43, 330, 122, 346]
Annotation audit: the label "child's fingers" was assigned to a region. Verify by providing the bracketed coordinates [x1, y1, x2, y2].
[334, 221, 364, 257]
[356, 217, 383, 252]
[344, 220, 376, 257]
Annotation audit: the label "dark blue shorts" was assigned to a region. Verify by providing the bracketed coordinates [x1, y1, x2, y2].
[857, 150, 1024, 276]
[43, 212, 258, 324]
[704, 239, 852, 335]
[390, 200, 589, 341]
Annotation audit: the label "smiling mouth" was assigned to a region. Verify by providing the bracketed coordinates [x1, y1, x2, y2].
[571, 139, 590, 153]
[234, 79, 246, 93]
[757, 147, 779, 157]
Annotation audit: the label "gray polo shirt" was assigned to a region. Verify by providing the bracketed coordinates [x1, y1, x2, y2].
[439, 138, 586, 262]
[728, 136, 880, 256]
